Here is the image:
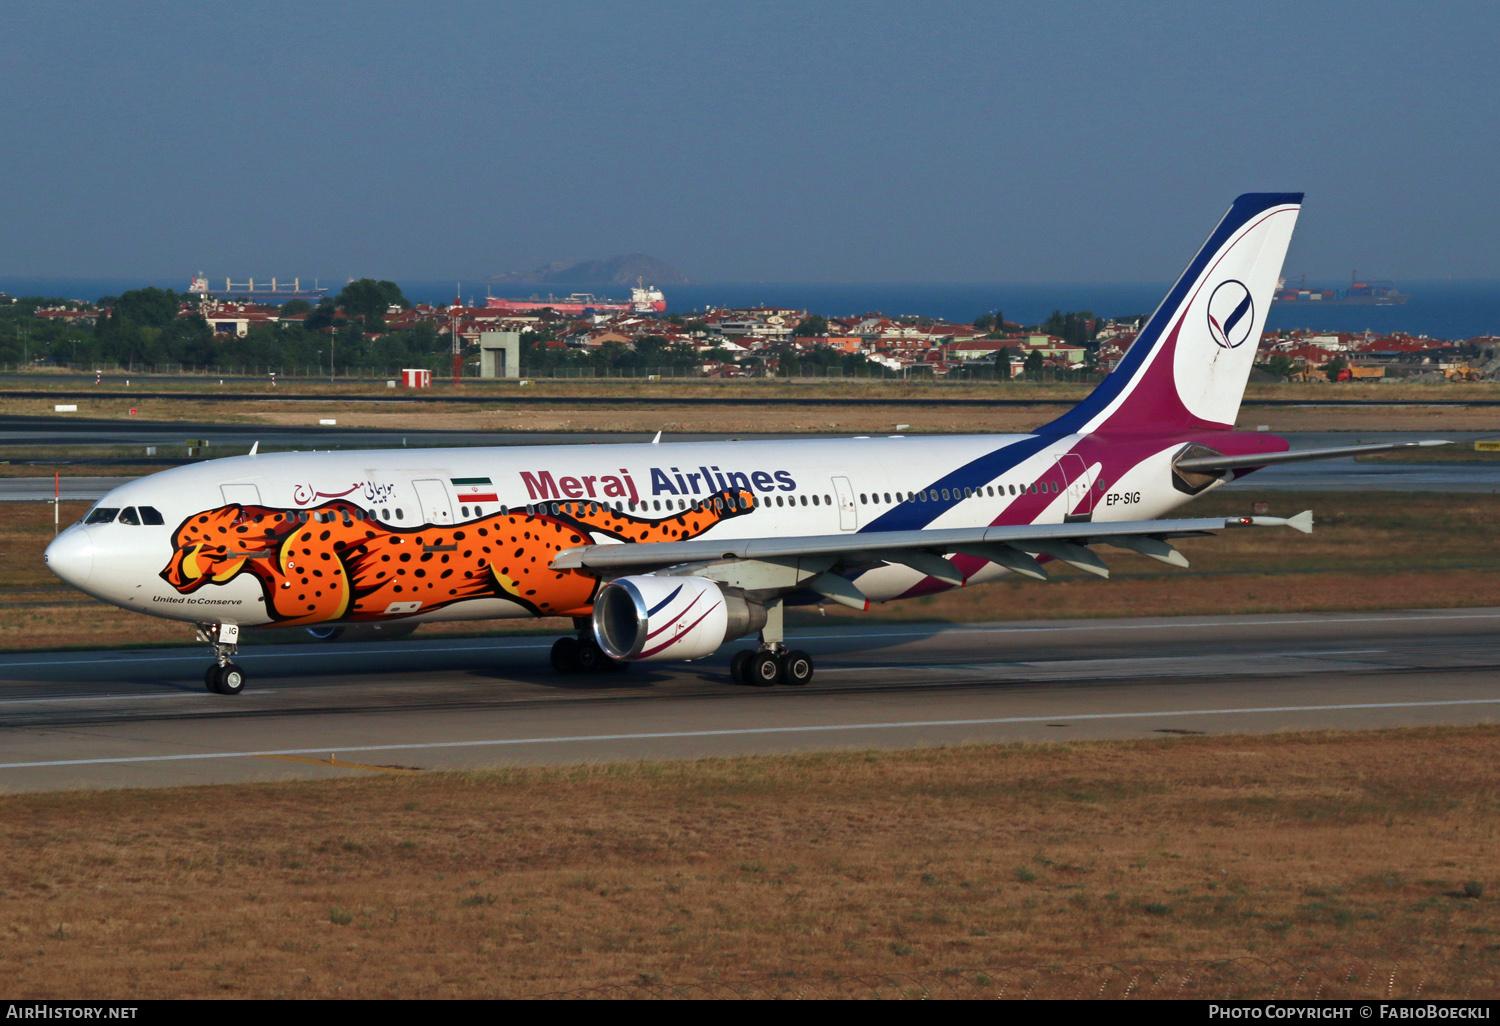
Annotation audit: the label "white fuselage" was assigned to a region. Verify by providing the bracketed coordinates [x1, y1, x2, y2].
[46, 432, 1203, 629]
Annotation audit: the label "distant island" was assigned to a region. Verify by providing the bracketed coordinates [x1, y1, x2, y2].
[487, 253, 690, 287]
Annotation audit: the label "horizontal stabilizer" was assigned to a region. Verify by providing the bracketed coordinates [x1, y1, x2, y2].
[1175, 440, 1449, 473]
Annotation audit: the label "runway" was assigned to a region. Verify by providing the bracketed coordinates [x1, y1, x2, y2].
[2, 608, 1499, 793]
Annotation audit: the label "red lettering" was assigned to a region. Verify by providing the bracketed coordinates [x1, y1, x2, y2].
[560, 477, 585, 498]
[519, 471, 559, 500]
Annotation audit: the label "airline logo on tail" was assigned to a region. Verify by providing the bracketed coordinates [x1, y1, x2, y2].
[1037, 191, 1303, 437]
[1206, 280, 1254, 349]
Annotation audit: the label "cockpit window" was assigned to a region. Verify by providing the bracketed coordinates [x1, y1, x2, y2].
[84, 507, 120, 525]
[139, 506, 164, 525]
[117, 507, 141, 525]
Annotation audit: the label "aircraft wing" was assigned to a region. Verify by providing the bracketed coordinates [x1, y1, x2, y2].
[1175, 439, 1449, 473]
[551, 512, 1313, 587]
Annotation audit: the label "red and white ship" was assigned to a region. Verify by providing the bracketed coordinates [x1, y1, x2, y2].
[484, 282, 666, 315]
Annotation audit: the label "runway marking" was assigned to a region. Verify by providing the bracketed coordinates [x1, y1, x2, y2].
[0, 690, 277, 706]
[2, 696, 1498, 770]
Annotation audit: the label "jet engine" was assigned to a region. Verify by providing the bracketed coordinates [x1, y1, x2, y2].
[593, 576, 766, 662]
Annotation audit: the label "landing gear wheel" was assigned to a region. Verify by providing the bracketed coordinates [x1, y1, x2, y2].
[204, 664, 219, 693]
[748, 652, 782, 687]
[730, 650, 753, 685]
[575, 638, 607, 673]
[780, 650, 814, 687]
[210, 663, 246, 696]
[550, 637, 580, 673]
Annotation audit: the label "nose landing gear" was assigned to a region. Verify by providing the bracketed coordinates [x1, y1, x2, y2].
[197, 622, 247, 695]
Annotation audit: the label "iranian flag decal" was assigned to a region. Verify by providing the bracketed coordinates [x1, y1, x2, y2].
[451, 476, 499, 502]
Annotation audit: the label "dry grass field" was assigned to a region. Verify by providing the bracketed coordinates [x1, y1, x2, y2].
[7, 489, 1500, 651]
[0, 729, 1495, 998]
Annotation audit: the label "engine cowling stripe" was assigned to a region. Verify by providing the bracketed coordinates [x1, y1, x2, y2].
[646, 584, 683, 616]
[645, 591, 704, 641]
[639, 601, 723, 659]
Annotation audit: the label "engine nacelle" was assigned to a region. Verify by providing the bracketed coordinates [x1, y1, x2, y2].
[593, 575, 766, 662]
[305, 623, 419, 643]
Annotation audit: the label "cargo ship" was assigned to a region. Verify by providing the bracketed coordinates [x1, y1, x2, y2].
[188, 274, 329, 302]
[484, 282, 666, 315]
[1273, 273, 1409, 305]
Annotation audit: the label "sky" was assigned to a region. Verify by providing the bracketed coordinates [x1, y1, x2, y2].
[1, 0, 1496, 284]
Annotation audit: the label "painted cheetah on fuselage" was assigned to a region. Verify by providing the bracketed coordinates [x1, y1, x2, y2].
[161, 490, 754, 626]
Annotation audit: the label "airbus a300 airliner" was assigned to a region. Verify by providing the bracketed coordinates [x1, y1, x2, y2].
[43, 194, 1445, 694]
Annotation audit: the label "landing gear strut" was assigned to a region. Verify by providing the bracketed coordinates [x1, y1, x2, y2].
[729, 600, 814, 687]
[550, 618, 625, 674]
[197, 622, 246, 696]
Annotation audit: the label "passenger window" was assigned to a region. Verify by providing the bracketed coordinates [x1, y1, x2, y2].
[118, 507, 141, 525]
[860, 494, 867, 504]
[825, 495, 832, 505]
[139, 505, 165, 525]
[85, 507, 120, 525]
[812, 495, 820, 506]
[395, 508, 404, 520]
[884, 492, 892, 503]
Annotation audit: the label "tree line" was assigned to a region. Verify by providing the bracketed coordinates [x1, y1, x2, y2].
[0, 280, 450, 373]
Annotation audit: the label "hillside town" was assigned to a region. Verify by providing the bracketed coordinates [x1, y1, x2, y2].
[11, 287, 1500, 381]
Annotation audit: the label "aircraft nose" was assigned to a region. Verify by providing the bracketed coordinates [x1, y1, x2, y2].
[45, 526, 94, 588]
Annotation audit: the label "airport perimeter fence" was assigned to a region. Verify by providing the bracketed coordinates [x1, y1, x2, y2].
[2, 364, 1109, 384]
[536, 951, 1499, 1000]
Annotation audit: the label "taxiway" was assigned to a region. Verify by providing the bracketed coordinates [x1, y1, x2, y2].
[2, 609, 1497, 793]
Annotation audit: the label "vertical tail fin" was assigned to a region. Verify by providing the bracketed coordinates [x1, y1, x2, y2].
[1040, 193, 1302, 436]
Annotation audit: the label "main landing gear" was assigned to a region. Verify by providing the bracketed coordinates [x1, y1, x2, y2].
[551, 619, 626, 674]
[197, 622, 246, 695]
[728, 600, 814, 687]
[730, 646, 814, 687]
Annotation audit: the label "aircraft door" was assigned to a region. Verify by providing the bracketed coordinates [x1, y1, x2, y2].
[221, 483, 261, 506]
[1055, 454, 1094, 522]
[832, 476, 857, 531]
[412, 479, 455, 526]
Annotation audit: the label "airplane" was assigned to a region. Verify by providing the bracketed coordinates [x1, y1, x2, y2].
[43, 193, 1447, 695]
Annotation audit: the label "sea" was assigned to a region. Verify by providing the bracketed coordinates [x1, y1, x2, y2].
[5, 276, 1499, 341]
